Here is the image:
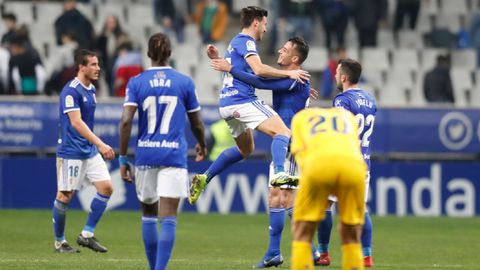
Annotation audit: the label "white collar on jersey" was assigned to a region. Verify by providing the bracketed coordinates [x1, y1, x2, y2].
[148, 66, 172, 70]
[74, 77, 94, 90]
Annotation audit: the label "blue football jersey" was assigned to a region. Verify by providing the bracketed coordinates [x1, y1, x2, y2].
[124, 67, 201, 168]
[57, 78, 99, 159]
[219, 33, 259, 107]
[333, 89, 377, 170]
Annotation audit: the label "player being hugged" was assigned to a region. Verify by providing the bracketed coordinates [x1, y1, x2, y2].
[53, 49, 115, 253]
[119, 33, 207, 270]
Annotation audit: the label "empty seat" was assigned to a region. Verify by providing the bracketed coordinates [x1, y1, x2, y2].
[420, 0, 439, 15]
[194, 58, 223, 105]
[397, 30, 424, 48]
[173, 44, 200, 77]
[451, 49, 477, 70]
[392, 49, 420, 71]
[33, 2, 63, 24]
[435, 14, 461, 32]
[361, 48, 389, 71]
[420, 48, 448, 70]
[377, 29, 395, 49]
[410, 70, 428, 107]
[387, 68, 415, 89]
[362, 68, 384, 90]
[451, 68, 473, 107]
[303, 46, 328, 72]
[346, 47, 359, 61]
[439, 0, 468, 15]
[126, 4, 155, 27]
[379, 83, 408, 107]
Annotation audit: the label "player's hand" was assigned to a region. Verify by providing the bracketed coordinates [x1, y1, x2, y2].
[195, 143, 207, 162]
[211, 59, 232, 72]
[99, 143, 115, 160]
[288, 69, 310, 84]
[309, 87, 319, 100]
[206, 44, 220, 59]
[120, 164, 134, 183]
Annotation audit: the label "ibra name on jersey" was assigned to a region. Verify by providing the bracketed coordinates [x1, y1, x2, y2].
[138, 139, 179, 149]
[149, 78, 171, 88]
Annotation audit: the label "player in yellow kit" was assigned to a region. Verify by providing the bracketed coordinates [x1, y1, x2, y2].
[288, 107, 367, 270]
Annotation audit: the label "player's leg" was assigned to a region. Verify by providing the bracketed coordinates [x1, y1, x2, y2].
[53, 157, 80, 253]
[316, 199, 335, 266]
[362, 172, 373, 267]
[136, 167, 161, 270]
[336, 158, 366, 270]
[292, 221, 317, 270]
[77, 154, 113, 253]
[154, 167, 189, 270]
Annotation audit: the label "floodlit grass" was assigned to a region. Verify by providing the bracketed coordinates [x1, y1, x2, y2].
[0, 210, 479, 269]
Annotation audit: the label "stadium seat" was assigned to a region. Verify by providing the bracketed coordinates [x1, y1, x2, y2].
[451, 49, 477, 71]
[346, 47, 359, 61]
[362, 68, 385, 90]
[435, 14, 461, 32]
[33, 2, 63, 24]
[378, 29, 395, 49]
[415, 14, 434, 34]
[361, 48, 389, 71]
[451, 68, 473, 107]
[76, 2, 95, 22]
[420, 0, 439, 15]
[471, 70, 480, 107]
[303, 46, 328, 72]
[3, 1, 34, 25]
[392, 49, 420, 71]
[410, 70, 428, 107]
[194, 58, 222, 105]
[420, 48, 448, 70]
[380, 82, 408, 107]
[126, 4, 155, 27]
[439, 0, 468, 15]
[232, 0, 260, 13]
[387, 68, 415, 90]
[173, 44, 200, 77]
[397, 30, 424, 49]
[95, 4, 127, 32]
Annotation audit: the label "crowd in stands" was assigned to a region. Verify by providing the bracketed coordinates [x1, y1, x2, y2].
[0, 0, 477, 107]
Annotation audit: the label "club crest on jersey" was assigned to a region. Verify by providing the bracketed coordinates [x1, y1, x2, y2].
[65, 95, 74, 108]
[246, 40, 256, 51]
[83, 96, 88, 102]
[233, 111, 241, 118]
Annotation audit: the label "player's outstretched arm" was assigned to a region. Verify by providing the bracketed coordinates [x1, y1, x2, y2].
[188, 111, 207, 161]
[119, 105, 137, 182]
[67, 110, 115, 160]
[246, 55, 310, 83]
[206, 44, 221, 60]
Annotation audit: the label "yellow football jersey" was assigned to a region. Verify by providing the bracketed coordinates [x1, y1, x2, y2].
[291, 107, 364, 169]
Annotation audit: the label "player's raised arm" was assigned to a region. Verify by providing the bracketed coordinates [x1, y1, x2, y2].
[67, 110, 115, 160]
[245, 54, 310, 83]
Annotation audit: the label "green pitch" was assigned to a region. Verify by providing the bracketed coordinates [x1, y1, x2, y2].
[0, 210, 479, 269]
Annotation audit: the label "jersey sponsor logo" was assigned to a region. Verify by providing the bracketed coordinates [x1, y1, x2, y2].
[219, 89, 239, 98]
[137, 139, 180, 149]
[246, 40, 256, 51]
[65, 95, 74, 108]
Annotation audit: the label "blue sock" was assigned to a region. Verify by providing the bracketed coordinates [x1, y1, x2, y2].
[271, 135, 289, 173]
[83, 193, 109, 234]
[142, 216, 158, 270]
[52, 199, 68, 241]
[362, 212, 373, 257]
[155, 216, 177, 270]
[205, 147, 243, 183]
[266, 208, 285, 257]
[317, 210, 333, 253]
[286, 207, 293, 220]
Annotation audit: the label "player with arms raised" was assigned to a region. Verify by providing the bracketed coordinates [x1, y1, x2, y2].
[119, 33, 206, 270]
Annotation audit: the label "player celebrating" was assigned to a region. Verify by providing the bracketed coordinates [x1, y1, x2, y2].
[118, 33, 207, 270]
[189, 6, 309, 205]
[290, 107, 367, 270]
[316, 58, 377, 267]
[210, 37, 312, 268]
[53, 49, 115, 253]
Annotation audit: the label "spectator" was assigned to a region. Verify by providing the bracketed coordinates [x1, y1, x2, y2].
[279, 0, 316, 43]
[1, 13, 17, 49]
[8, 37, 46, 95]
[193, 0, 229, 44]
[112, 42, 142, 97]
[320, 47, 347, 98]
[318, 0, 349, 49]
[423, 55, 454, 104]
[393, 0, 420, 32]
[424, 16, 456, 49]
[350, 0, 388, 47]
[0, 47, 9, 94]
[457, 16, 472, 49]
[54, 0, 94, 49]
[154, 0, 191, 43]
[95, 15, 125, 95]
[45, 32, 78, 95]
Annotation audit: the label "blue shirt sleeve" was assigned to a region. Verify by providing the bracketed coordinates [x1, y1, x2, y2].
[61, 87, 81, 114]
[230, 66, 297, 91]
[185, 77, 201, 113]
[333, 95, 351, 111]
[124, 79, 138, 106]
[235, 36, 258, 59]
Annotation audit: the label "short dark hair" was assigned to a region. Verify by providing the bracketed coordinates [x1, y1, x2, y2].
[240, 6, 267, 28]
[147, 33, 171, 64]
[338, 58, 362, 84]
[2, 13, 16, 22]
[75, 49, 97, 69]
[436, 54, 450, 66]
[288, 37, 309, 64]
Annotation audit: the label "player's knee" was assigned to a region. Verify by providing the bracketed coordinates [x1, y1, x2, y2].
[56, 191, 73, 203]
[97, 182, 114, 196]
[268, 188, 282, 208]
[339, 223, 361, 244]
[238, 144, 254, 157]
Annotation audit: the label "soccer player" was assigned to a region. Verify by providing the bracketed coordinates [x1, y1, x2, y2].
[53, 49, 115, 253]
[316, 58, 377, 267]
[290, 107, 367, 270]
[210, 37, 312, 268]
[189, 6, 310, 204]
[118, 33, 207, 270]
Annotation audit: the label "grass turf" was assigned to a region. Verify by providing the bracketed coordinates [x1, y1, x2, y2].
[0, 210, 479, 269]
